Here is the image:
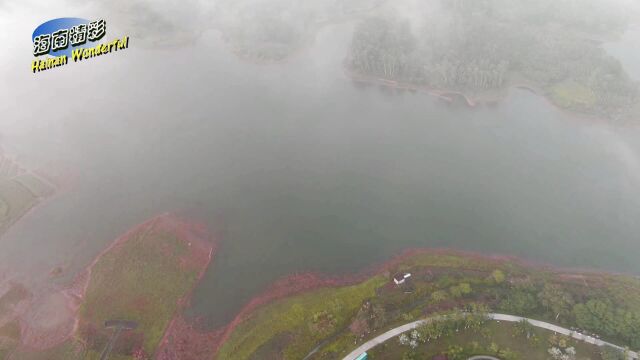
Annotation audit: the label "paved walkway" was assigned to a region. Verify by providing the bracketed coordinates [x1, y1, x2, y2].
[342, 313, 639, 360]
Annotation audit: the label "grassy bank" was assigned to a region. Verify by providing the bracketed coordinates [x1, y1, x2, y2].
[217, 276, 386, 360]
[216, 250, 640, 360]
[4, 215, 213, 360]
[78, 229, 199, 357]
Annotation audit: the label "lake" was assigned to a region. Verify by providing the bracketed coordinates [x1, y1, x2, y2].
[1, 20, 640, 328]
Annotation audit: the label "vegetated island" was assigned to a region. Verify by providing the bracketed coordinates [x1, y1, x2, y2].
[346, 0, 640, 122]
[0, 152, 56, 238]
[215, 249, 640, 360]
[0, 213, 216, 360]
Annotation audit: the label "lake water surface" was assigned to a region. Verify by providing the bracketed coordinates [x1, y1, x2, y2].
[1, 21, 640, 327]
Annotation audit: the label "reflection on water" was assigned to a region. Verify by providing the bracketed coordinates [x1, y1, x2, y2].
[1, 23, 640, 327]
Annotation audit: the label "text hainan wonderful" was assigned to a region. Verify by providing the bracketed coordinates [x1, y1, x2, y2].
[31, 36, 129, 73]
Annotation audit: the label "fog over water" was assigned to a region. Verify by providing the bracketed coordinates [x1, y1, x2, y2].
[1, 0, 640, 327]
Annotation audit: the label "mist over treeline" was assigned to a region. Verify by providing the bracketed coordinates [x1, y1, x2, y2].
[7, 0, 634, 51]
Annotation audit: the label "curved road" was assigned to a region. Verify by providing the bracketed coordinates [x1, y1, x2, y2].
[342, 313, 639, 360]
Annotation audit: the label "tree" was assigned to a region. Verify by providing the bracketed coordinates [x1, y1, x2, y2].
[514, 319, 534, 338]
[402, 350, 420, 360]
[490, 269, 506, 284]
[349, 301, 387, 338]
[450, 283, 472, 298]
[459, 302, 490, 330]
[499, 290, 539, 315]
[458, 283, 472, 294]
[538, 283, 574, 321]
[548, 345, 576, 360]
[498, 348, 521, 360]
[573, 300, 640, 348]
[600, 345, 625, 360]
[466, 302, 490, 316]
[349, 16, 416, 79]
[573, 300, 617, 337]
[431, 290, 449, 303]
[447, 345, 465, 360]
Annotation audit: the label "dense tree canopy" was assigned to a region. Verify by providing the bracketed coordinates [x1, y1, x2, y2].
[573, 299, 640, 348]
[347, 0, 639, 120]
[538, 283, 575, 321]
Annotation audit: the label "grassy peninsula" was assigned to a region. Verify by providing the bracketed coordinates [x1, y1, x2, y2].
[2, 215, 214, 360]
[215, 250, 640, 360]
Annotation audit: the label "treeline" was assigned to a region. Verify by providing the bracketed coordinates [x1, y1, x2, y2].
[214, 0, 384, 62]
[347, 0, 639, 119]
[494, 281, 640, 349]
[420, 268, 640, 350]
[348, 15, 511, 90]
[573, 299, 640, 349]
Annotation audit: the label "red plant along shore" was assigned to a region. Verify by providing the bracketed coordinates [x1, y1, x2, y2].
[6, 217, 631, 358]
[10, 213, 216, 355]
[197, 247, 633, 358]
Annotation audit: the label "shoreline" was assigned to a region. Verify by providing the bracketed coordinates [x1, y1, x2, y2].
[0, 152, 60, 242]
[155, 215, 218, 359]
[345, 65, 523, 108]
[4, 227, 638, 357]
[4, 213, 217, 357]
[344, 66, 639, 125]
[211, 247, 640, 358]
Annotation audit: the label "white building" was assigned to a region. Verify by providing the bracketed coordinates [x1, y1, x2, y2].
[393, 272, 412, 285]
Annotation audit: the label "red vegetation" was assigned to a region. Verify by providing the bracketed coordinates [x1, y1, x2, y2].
[155, 216, 218, 359]
[156, 246, 637, 359]
[206, 247, 618, 358]
[7, 213, 216, 355]
[156, 315, 222, 360]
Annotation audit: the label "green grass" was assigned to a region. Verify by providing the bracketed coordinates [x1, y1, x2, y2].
[369, 321, 603, 360]
[79, 227, 199, 356]
[217, 250, 640, 360]
[7, 339, 85, 360]
[217, 276, 386, 360]
[549, 81, 598, 110]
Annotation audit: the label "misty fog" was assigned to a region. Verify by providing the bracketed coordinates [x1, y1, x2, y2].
[2, 0, 640, 330]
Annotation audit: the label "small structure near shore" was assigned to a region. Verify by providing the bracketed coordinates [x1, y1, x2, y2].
[393, 272, 412, 285]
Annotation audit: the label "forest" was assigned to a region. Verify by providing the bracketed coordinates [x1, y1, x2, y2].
[213, 0, 385, 62]
[347, 0, 639, 120]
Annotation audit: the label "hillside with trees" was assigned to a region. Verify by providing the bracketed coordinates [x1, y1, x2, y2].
[347, 0, 640, 120]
